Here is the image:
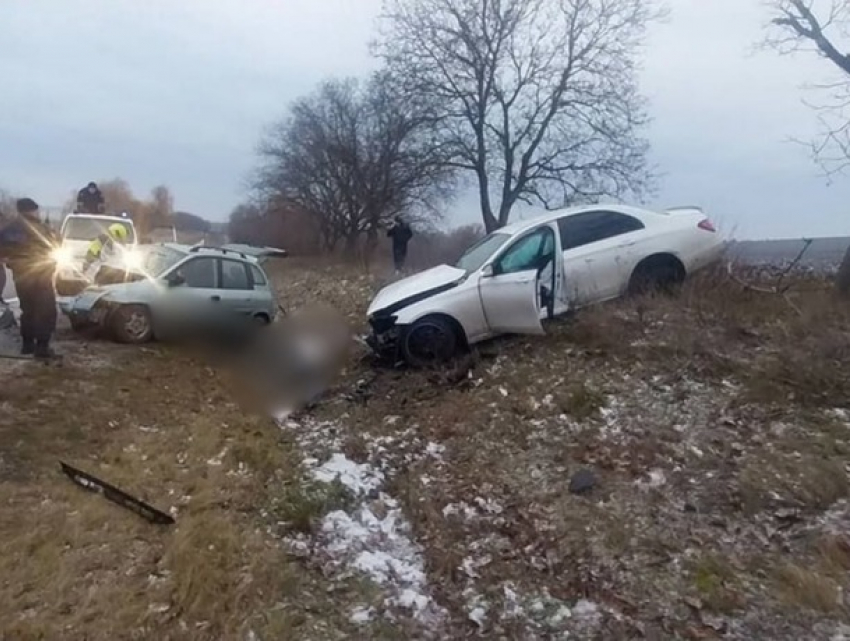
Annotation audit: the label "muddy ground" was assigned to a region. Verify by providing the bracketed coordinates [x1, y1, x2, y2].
[2, 260, 850, 640]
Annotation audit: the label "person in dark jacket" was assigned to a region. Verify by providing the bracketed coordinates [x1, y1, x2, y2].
[0, 211, 6, 305]
[76, 181, 105, 214]
[0, 198, 58, 358]
[387, 215, 413, 273]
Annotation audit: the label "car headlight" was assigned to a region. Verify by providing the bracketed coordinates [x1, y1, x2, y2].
[51, 247, 73, 268]
[122, 249, 142, 270]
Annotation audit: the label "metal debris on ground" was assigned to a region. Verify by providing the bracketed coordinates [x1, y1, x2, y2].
[59, 461, 175, 525]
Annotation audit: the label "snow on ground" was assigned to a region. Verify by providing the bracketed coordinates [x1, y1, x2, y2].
[276, 416, 448, 631]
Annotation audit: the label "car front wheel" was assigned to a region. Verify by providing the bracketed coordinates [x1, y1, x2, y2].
[111, 304, 153, 344]
[400, 315, 461, 368]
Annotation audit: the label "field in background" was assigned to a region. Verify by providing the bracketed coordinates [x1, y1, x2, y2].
[1, 259, 849, 639]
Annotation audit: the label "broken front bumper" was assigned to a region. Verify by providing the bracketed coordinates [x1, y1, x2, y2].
[58, 289, 111, 327]
[367, 313, 401, 360]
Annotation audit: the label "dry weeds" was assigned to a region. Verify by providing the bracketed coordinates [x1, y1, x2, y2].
[3, 260, 850, 640]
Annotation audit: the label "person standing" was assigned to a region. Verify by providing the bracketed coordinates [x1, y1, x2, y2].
[0, 198, 59, 358]
[0, 210, 6, 306]
[76, 181, 105, 214]
[387, 215, 413, 274]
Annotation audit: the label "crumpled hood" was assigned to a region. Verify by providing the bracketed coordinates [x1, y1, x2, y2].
[62, 279, 156, 313]
[367, 264, 467, 316]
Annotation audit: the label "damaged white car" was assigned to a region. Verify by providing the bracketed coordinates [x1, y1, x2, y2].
[59, 244, 280, 343]
[367, 204, 724, 366]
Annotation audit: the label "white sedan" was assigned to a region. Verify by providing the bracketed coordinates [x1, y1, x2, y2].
[366, 204, 724, 366]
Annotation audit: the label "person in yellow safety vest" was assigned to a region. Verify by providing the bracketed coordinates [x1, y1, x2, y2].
[83, 223, 129, 271]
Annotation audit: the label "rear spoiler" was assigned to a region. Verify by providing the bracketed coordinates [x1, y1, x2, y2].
[665, 205, 704, 215]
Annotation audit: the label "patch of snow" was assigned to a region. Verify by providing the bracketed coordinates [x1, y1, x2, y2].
[549, 604, 572, 625]
[572, 599, 600, 622]
[461, 554, 491, 579]
[637, 469, 666, 489]
[319, 499, 444, 622]
[313, 453, 384, 496]
[425, 442, 445, 458]
[276, 415, 446, 630]
[468, 604, 488, 628]
[443, 502, 478, 520]
[474, 496, 504, 514]
[351, 605, 375, 624]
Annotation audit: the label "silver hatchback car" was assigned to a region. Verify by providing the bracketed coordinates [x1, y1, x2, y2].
[59, 244, 279, 343]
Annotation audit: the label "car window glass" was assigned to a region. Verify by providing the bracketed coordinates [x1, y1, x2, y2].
[179, 258, 216, 288]
[221, 260, 251, 290]
[250, 265, 267, 286]
[455, 232, 511, 272]
[558, 211, 644, 250]
[497, 229, 551, 274]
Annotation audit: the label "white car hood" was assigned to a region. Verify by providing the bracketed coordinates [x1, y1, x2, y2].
[368, 264, 467, 316]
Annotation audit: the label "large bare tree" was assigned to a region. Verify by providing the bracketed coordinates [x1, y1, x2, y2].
[255, 75, 453, 254]
[766, 0, 850, 294]
[375, 0, 660, 232]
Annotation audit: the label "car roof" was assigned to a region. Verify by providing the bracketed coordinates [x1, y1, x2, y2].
[159, 243, 262, 265]
[495, 203, 670, 236]
[65, 214, 135, 224]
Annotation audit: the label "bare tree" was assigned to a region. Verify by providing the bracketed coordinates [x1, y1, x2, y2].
[375, 0, 660, 232]
[765, 0, 850, 294]
[255, 75, 453, 255]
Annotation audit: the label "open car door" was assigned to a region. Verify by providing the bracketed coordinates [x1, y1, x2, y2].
[478, 225, 556, 336]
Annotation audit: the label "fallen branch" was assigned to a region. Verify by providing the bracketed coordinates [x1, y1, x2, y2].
[726, 238, 815, 295]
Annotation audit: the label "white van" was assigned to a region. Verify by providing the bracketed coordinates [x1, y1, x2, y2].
[54, 213, 138, 296]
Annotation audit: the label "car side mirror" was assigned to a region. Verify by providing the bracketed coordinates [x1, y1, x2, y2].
[165, 273, 185, 288]
[481, 264, 495, 278]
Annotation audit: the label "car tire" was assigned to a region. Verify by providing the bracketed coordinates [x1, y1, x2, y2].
[68, 316, 90, 333]
[111, 304, 153, 344]
[400, 315, 461, 368]
[628, 257, 685, 296]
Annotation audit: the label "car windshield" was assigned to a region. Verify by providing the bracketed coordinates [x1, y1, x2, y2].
[455, 232, 511, 273]
[63, 217, 136, 243]
[143, 246, 185, 277]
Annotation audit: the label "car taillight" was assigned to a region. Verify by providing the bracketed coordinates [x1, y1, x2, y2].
[698, 219, 716, 232]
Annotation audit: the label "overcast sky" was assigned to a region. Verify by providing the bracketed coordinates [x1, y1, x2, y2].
[1, 0, 849, 239]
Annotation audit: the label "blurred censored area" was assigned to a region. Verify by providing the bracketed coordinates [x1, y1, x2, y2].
[219, 305, 353, 419]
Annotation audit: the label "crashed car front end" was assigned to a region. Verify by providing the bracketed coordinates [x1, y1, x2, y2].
[366, 311, 401, 360]
[58, 287, 112, 329]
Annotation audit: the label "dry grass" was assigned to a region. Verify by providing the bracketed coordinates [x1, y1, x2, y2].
[4, 260, 850, 639]
[0, 337, 354, 640]
[689, 554, 746, 614]
[773, 563, 844, 614]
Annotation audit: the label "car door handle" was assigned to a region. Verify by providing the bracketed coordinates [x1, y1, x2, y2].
[618, 241, 636, 248]
[210, 295, 221, 302]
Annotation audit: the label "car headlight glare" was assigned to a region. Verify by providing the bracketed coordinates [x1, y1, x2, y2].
[51, 247, 73, 268]
[123, 249, 142, 270]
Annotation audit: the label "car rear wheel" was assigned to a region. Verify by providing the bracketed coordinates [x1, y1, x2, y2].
[401, 315, 461, 368]
[628, 256, 686, 296]
[111, 304, 153, 344]
[69, 315, 90, 333]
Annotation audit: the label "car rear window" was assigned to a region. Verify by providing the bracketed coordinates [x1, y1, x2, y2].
[221, 260, 250, 290]
[250, 265, 267, 286]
